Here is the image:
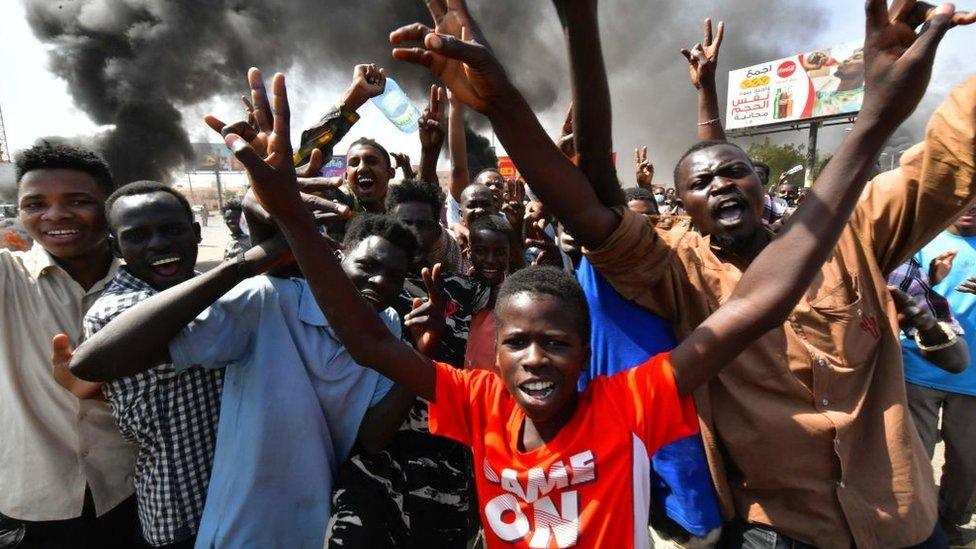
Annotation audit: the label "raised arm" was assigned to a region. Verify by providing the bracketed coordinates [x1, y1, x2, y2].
[447, 91, 469, 202]
[418, 85, 446, 184]
[669, 0, 966, 395]
[224, 72, 437, 401]
[389, 0, 619, 249]
[554, 0, 625, 207]
[680, 18, 727, 141]
[69, 239, 290, 382]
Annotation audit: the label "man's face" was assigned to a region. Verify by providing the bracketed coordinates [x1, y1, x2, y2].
[341, 235, 409, 311]
[18, 168, 109, 260]
[469, 228, 509, 286]
[109, 192, 200, 291]
[391, 202, 440, 260]
[475, 170, 506, 203]
[952, 205, 976, 236]
[497, 293, 586, 425]
[460, 184, 499, 227]
[224, 209, 243, 236]
[345, 144, 394, 209]
[753, 165, 770, 186]
[677, 145, 765, 249]
[628, 199, 659, 217]
[777, 183, 799, 204]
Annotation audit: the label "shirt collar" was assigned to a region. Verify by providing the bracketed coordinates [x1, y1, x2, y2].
[24, 243, 121, 292]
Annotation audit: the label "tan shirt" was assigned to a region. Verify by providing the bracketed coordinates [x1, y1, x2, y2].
[585, 78, 976, 548]
[0, 245, 136, 521]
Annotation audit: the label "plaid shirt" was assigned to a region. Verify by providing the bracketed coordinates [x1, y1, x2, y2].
[887, 256, 963, 337]
[84, 268, 223, 546]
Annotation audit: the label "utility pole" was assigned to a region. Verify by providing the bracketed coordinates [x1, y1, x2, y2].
[0, 104, 11, 163]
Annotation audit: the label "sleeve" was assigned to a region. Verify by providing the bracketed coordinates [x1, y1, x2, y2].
[168, 278, 268, 371]
[295, 104, 361, 166]
[427, 362, 496, 447]
[446, 193, 463, 227]
[852, 76, 976, 275]
[367, 308, 401, 407]
[583, 207, 689, 319]
[599, 352, 700, 452]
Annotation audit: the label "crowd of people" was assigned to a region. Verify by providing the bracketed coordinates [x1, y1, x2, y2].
[2, 0, 976, 548]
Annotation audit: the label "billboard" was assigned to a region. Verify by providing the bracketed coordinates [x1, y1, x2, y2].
[190, 143, 244, 172]
[726, 41, 864, 131]
[321, 155, 347, 178]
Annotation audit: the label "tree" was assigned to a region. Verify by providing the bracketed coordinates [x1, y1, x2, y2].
[746, 139, 806, 190]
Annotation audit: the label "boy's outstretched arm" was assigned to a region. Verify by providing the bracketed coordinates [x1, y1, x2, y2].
[669, 1, 970, 396]
[69, 238, 291, 382]
[554, 0, 625, 207]
[680, 18, 727, 142]
[225, 72, 437, 402]
[389, 0, 618, 250]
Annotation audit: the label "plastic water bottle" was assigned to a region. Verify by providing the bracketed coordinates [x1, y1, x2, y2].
[370, 78, 420, 133]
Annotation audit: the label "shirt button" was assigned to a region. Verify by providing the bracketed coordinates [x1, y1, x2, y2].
[816, 358, 827, 368]
[821, 398, 830, 407]
[837, 480, 846, 488]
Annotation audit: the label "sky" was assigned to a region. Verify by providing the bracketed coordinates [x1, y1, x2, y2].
[0, 1, 973, 185]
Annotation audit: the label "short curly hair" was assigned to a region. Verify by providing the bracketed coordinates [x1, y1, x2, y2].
[673, 139, 750, 194]
[385, 179, 444, 221]
[222, 199, 243, 214]
[496, 266, 590, 342]
[105, 181, 193, 231]
[16, 140, 115, 197]
[343, 213, 419, 261]
[348, 137, 391, 168]
[468, 213, 512, 240]
[624, 187, 656, 204]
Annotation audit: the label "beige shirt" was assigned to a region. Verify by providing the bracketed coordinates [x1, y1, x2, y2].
[0, 245, 136, 521]
[585, 78, 976, 548]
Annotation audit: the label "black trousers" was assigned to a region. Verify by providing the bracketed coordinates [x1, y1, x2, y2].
[0, 488, 143, 548]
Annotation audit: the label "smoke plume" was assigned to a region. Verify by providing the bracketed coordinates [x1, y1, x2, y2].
[25, 0, 829, 185]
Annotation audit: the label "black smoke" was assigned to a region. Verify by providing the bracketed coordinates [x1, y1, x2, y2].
[25, 0, 827, 185]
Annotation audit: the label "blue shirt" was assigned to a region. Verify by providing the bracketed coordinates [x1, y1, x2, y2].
[904, 231, 976, 396]
[576, 257, 722, 536]
[169, 276, 395, 548]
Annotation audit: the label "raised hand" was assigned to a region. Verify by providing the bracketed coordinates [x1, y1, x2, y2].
[392, 152, 416, 180]
[680, 18, 725, 90]
[929, 250, 957, 285]
[634, 146, 655, 190]
[390, 0, 509, 113]
[557, 102, 576, 158]
[420, 85, 447, 152]
[888, 286, 938, 333]
[340, 63, 387, 112]
[860, 0, 974, 131]
[404, 263, 448, 356]
[501, 179, 526, 232]
[956, 275, 976, 295]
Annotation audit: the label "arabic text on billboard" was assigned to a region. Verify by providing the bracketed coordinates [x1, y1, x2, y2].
[726, 42, 864, 131]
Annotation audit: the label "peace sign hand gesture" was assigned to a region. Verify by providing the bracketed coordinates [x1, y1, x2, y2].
[680, 18, 725, 90]
[634, 146, 655, 190]
[404, 263, 449, 357]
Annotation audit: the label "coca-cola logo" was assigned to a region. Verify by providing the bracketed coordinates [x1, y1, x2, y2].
[777, 61, 797, 78]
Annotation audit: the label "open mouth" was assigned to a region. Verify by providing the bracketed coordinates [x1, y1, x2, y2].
[43, 228, 82, 242]
[479, 267, 503, 280]
[354, 175, 376, 194]
[150, 255, 183, 277]
[518, 379, 557, 404]
[712, 198, 747, 225]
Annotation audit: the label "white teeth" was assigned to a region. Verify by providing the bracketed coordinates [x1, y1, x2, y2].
[151, 256, 180, 266]
[524, 381, 554, 391]
[47, 229, 79, 236]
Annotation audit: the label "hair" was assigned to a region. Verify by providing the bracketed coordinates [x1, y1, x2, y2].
[474, 168, 502, 182]
[672, 139, 750, 191]
[469, 213, 513, 240]
[496, 266, 591, 342]
[348, 137, 391, 168]
[624, 187, 656, 204]
[385, 179, 444, 221]
[16, 140, 115, 197]
[104, 181, 193, 231]
[222, 198, 243, 214]
[342, 213, 419, 260]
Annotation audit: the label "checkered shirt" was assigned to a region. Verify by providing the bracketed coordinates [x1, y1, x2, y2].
[84, 268, 224, 546]
[888, 256, 963, 337]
